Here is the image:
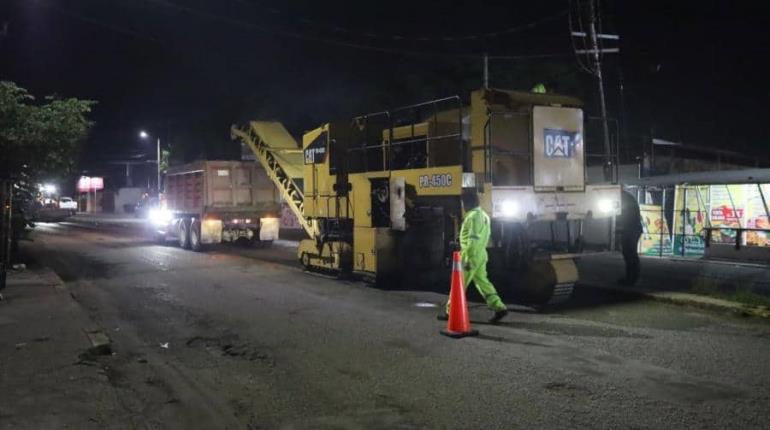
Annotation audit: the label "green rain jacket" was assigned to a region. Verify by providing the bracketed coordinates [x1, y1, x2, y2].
[459, 206, 491, 267]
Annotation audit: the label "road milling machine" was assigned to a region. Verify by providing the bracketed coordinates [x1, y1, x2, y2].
[232, 88, 620, 306]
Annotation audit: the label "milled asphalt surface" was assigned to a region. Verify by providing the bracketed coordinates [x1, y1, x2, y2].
[12, 221, 770, 429]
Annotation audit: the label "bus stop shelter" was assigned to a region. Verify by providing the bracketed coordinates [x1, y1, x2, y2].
[625, 168, 770, 262]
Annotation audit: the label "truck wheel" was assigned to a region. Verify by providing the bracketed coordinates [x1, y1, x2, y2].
[190, 219, 204, 252]
[178, 218, 191, 249]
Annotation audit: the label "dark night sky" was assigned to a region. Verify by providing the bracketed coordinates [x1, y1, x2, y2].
[2, 0, 770, 188]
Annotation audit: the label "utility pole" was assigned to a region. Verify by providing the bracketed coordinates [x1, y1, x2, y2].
[483, 53, 489, 89]
[587, 0, 612, 181]
[139, 130, 162, 194]
[570, 0, 620, 183]
[156, 137, 161, 194]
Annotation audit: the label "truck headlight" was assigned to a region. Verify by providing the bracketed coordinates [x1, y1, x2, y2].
[148, 208, 173, 226]
[500, 200, 518, 217]
[597, 198, 617, 214]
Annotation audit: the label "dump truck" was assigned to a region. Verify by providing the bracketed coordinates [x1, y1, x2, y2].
[232, 87, 621, 306]
[148, 160, 281, 251]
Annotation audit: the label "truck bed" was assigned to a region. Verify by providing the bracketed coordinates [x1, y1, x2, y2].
[165, 160, 279, 215]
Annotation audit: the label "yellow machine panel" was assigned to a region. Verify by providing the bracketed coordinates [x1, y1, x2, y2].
[391, 165, 463, 197]
[532, 106, 585, 192]
[349, 174, 371, 228]
[353, 227, 376, 272]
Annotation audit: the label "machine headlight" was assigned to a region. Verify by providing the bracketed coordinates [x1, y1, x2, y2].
[500, 200, 518, 217]
[148, 208, 173, 226]
[597, 198, 617, 214]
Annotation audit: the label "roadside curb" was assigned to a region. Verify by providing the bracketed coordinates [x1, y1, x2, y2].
[6, 265, 62, 287]
[580, 283, 770, 319]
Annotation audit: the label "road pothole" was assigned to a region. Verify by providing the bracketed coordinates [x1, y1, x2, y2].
[544, 381, 591, 397]
[186, 335, 273, 364]
[78, 330, 113, 364]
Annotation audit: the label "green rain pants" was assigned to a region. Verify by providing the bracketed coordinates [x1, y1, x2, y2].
[446, 255, 507, 314]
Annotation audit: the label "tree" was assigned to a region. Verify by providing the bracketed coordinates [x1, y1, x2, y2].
[0, 81, 95, 273]
[0, 81, 95, 181]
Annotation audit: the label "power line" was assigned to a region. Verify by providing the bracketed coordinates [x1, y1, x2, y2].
[233, 0, 569, 43]
[38, 0, 573, 62]
[38, 1, 161, 44]
[145, 0, 572, 60]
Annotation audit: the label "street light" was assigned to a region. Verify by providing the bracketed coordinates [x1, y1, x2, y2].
[40, 183, 57, 195]
[139, 130, 161, 193]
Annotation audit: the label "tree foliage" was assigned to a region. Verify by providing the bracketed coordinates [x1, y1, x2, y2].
[0, 81, 95, 182]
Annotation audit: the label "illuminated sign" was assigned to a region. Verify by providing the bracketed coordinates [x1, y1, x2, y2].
[77, 176, 104, 192]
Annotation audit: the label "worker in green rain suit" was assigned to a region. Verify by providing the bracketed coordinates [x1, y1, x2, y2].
[442, 191, 508, 324]
[531, 83, 547, 94]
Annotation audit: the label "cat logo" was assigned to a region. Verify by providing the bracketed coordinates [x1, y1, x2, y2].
[304, 132, 327, 165]
[544, 128, 580, 159]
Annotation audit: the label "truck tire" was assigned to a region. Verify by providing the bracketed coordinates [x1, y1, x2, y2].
[178, 218, 191, 249]
[190, 219, 204, 252]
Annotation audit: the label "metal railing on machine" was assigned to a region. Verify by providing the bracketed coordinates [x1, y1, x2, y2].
[349, 96, 465, 174]
[482, 110, 531, 186]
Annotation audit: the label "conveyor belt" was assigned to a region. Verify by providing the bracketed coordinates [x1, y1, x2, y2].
[231, 121, 312, 237]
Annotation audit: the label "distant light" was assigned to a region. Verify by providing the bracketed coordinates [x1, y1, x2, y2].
[41, 183, 57, 194]
[139, 130, 149, 139]
[500, 200, 518, 217]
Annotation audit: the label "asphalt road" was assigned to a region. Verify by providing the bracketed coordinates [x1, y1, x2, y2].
[19, 221, 770, 429]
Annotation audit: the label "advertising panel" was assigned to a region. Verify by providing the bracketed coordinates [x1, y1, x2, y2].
[639, 204, 672, 256]
[709, 185, 745, 245]
[744, 184, 770, 247]
[672, 185, 708, 256]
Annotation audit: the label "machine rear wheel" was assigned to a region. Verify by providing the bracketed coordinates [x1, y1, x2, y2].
[491, 258, 578, 308]
[178, 219, 191, 249]
[300, 252, 311, 269]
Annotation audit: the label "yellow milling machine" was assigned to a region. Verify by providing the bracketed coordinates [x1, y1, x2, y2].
[232, 87, 621, 306]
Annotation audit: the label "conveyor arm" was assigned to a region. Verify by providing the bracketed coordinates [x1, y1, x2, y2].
[231, 121, 313, 238]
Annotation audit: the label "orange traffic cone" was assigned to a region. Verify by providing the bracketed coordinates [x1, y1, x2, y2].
[441, 251, 479, 338]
